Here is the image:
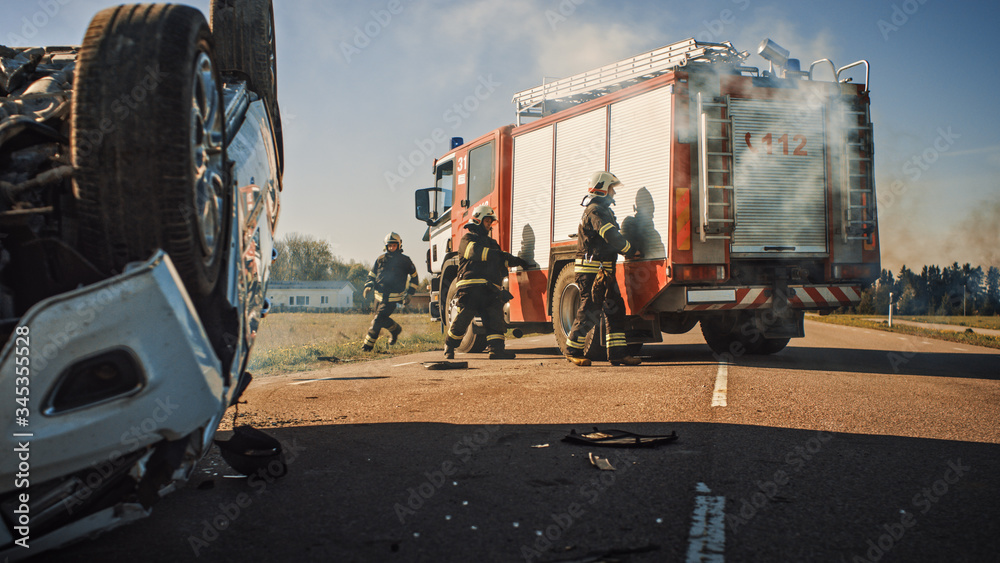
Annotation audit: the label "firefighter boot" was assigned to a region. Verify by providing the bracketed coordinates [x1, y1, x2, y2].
[388, 323, 402, 345]
[488, 339, 516, 360]
[610, 356, 642, 366]
[362, 334, 376, 352]
[444, 345, 455, 360]
[566, 354, 592, 367]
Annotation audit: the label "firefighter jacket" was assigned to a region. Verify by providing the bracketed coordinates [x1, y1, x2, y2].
[455, 222, 522, 291]
[365, 250, 418, 303]
[574, 197, 633, 274]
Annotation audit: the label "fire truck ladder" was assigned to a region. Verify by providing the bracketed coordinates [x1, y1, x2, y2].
[698, 93, 735, 242]
[512, 38, 749, 124]
[841, 102, 876, 242]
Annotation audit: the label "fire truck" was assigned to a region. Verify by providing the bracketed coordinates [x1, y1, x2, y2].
[415, 38, 879, 359]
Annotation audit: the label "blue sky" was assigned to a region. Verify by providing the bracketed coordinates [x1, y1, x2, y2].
[5, 0, 998, 274]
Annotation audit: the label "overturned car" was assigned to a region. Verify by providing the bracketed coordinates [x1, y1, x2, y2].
[0, 1, 282, 558]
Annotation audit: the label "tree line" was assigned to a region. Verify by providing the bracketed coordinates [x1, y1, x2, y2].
[856, 263, 1000, 316]
[270, 234, 999, 317]
[269, 234, 431, 307]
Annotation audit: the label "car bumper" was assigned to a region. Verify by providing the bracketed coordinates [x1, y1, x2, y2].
[0, 251, 228, 557]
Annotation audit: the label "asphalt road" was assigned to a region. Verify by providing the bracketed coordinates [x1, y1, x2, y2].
[35, 320, 1000, 563]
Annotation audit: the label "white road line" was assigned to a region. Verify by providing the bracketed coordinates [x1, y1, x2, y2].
[290, 377, 338, 386]
[392, 361, 418, 367]
[711, 362, 728, 407]
[687, 482, 726, 562]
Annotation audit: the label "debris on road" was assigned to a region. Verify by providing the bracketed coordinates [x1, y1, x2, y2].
[214, 425, 288, 477]
[530, 443, 550, 448]
[589, 453, 615, 471]
[423, 361, 469, 370]
[563, 427, 679, 447]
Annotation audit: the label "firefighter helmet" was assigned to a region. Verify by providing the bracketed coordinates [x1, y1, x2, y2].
[470, 205, 497, 225]
[384, 232, 402, 250]
[588, 171, 621, 197]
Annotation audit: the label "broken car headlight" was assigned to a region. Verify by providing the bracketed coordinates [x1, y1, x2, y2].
[44, 349, 144, 415]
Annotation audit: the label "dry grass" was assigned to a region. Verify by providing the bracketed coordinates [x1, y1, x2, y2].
[892, 315, 1000, 331]
[247, 312, 445, 375]
[810, 314, 1000, 350]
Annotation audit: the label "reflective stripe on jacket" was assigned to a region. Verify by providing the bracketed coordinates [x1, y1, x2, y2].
[365, 250, 418, 301]
[575, 198, 631, 273]
[456, 222, 516, 288]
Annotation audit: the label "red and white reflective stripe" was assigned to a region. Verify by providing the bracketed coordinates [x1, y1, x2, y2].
[687, 286, 862, 311]
[789, 286, 862, 308]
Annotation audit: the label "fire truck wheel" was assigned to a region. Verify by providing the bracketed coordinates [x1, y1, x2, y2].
[757, 337, 790, 354]
[699, 316, 758, 357]
[444, 282, 488, 353]
[551, 266, 605, 359]
[73, 4, 228, 298]
[551, 266, 579, 355]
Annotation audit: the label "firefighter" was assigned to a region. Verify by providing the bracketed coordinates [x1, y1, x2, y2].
[565, 171, 642, 367]
[362, 232, 419, 351]
[444, 205, 529, 360]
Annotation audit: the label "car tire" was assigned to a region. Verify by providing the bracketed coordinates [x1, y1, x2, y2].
[444, 281, 488, 353]
[72, 4, 228, 298]
[210, 0, 283, 176]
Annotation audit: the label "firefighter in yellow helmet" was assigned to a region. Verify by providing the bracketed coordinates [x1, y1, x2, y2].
[362, 232, 419, 351]
[444, 205, 529, 360]
[565, 171, 642, 366]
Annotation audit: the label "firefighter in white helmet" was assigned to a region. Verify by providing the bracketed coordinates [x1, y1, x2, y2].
[444, 205, 530, 360]
[362, 232, 419, 351]
[565, 171, 642, 366]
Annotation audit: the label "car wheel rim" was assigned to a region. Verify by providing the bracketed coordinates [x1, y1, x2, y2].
[448, 295, 459, 326]
[559, 282, 580, 335]
[191, 51, 225, 262]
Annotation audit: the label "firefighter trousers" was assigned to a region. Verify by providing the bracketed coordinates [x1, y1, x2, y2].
[566, 270, 628, 360]
[445, 286, 507, 352]
[364, 301, 400, 348]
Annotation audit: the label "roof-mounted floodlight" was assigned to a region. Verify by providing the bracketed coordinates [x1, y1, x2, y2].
[757, 38, 789, 68]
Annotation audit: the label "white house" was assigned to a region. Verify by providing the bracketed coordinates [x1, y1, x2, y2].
[267, 280, 356, 311]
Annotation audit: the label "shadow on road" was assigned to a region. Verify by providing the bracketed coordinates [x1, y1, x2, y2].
[633, 344, 1000, 381]
[485, 340, 999, 381]
[36, 421, 1000, 563]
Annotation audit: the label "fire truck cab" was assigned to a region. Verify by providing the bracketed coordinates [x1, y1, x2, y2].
[416, 38, 879, 359]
